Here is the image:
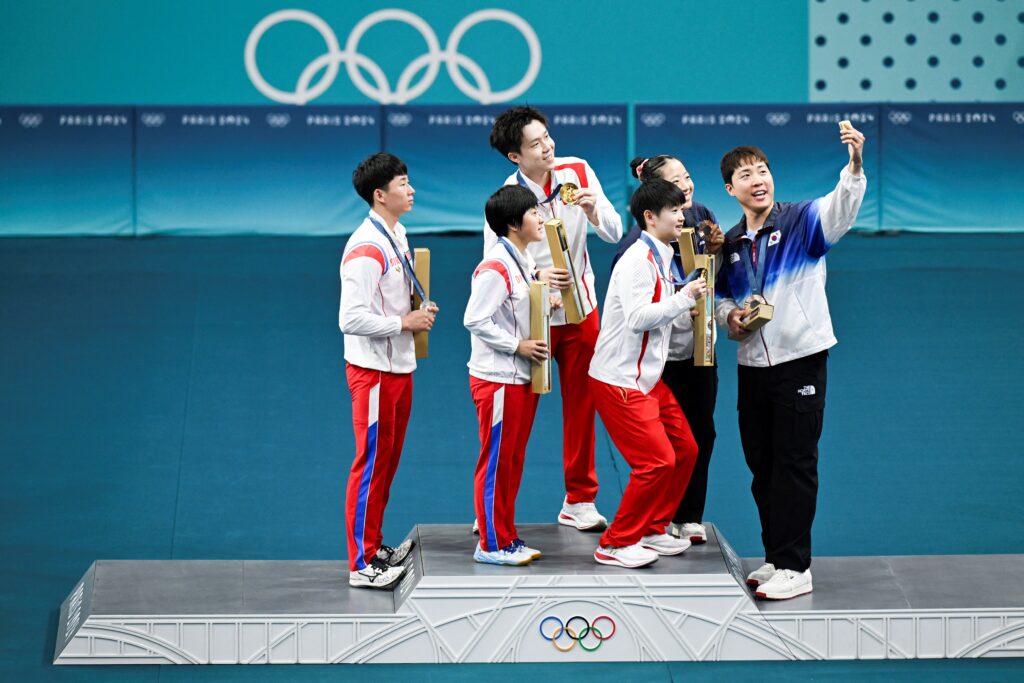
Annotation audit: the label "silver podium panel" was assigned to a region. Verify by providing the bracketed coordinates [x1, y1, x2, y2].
[54, 524, 1024, 664]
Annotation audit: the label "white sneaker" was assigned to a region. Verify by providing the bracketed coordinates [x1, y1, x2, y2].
[558, 497, 608, 531]
[375, 539, 414, 566]
[640, 533, 691, 556]
[756, 568, 813, 600]
[669, 522, 707, 544]
[746, 562, 776, 587]
[594, 543, 659, 568]
[513, 538, 542, 560]
[349, 557, 405, 590]
[474, 542, 534, 566]
[472, 519, 479, 534]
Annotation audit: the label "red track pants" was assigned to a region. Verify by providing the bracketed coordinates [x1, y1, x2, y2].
[550, 309, 600, 504]
[344, 363, 412, 572]
[471, 378, 540, 552]
[590, 377, 698, 548]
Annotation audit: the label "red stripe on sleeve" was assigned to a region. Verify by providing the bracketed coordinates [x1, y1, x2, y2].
[343, 243, 388, 272]
[474, 260, 513, 294]
[555, 161, 590, 189]
[646, 251, 663, 303]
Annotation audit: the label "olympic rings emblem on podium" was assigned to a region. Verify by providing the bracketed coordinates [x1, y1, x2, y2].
[245, 9, 542, 105]
[539, 615, 616, 652]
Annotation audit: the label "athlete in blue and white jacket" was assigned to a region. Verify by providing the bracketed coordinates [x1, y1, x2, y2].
[714, 126, 866, 602]
[715, 152, 866, 367]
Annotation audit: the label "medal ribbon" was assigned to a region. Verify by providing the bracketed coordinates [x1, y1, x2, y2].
[739, 230, 770, 298]
[669, 242, 689, 285]
[368, 215, 427, 301]
[516, 170, 563, 205]
[639, 233, 674, 286]
[497, 237, 533, 285]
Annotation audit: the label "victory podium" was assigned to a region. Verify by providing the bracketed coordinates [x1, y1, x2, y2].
[55, 524, 1024, 664]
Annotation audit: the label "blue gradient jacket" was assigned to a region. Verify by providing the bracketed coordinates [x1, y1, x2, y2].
[714, 167, 866, 367]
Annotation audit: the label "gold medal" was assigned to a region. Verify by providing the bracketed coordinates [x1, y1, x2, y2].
[559, 182, 579, 205]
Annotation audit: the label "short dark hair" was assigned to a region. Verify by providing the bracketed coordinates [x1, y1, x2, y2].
[352, 152, 408, 206]
[485, 185, 538, 237]
[720, 146, 770, 185]
[629, 179, 688, 229]
[629, 154, 682, 183]
[489, 106, 548, 160]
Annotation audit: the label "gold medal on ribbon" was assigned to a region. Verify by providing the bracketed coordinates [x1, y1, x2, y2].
[559, 182, 579, 205]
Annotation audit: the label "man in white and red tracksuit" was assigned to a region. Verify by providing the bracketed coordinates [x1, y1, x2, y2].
[588, 179, 705, 568]
[339, 152, 438, 590]
[486, 106, 623, 531]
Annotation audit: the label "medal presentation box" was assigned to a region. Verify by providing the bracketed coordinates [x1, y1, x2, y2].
[679, 228, 715, 367]
[54, 524, 1024, 665]
[530, 281, 553, 394]
[727, 299, 774, 342]
[544, 218, 585, 324]
[411, 247, 430, 358]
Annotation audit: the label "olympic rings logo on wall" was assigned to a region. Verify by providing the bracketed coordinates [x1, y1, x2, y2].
[640, 113, 666, 128]
[888, 110, 912, 125]
[265, 113, 291, 128]
[19, 114, 43, 128]
[245, 9, 542, 105]
[140, 113, 166, 128]
[539, 615, 616, 652]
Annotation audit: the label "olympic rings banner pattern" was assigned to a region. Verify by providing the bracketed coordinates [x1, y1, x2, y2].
[1, 103, 1022, 236]
[133, 106, 383, 236]
[244, 9, 542, 107]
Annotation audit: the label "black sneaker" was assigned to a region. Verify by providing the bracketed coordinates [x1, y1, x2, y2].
[376, 539, 415, 566]
[349, 557, 405, 589]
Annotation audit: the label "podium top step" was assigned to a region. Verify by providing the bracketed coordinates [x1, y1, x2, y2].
[414, 523, 737, 578]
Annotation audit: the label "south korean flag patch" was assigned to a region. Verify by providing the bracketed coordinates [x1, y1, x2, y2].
[730, 252, 741, 264]
[767, 229, 782, 247]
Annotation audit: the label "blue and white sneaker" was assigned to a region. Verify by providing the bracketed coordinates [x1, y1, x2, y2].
[474, 542, 534, 566]
[512, 538, 542, 560]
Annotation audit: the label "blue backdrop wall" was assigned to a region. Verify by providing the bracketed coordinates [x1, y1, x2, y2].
[1, 1, 1022, 235]
[2, 103, 1021, 235]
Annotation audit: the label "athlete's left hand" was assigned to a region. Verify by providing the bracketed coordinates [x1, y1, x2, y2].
[572, 187, 600, 225]
[841, 123, 865, 176]
[549, 293, 563, 310]
[704, 222, 725, 254]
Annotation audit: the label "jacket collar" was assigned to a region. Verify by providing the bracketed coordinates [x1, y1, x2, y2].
[726, 203, 780, 243]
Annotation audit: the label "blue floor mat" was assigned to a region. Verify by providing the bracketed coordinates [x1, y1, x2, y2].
[1, 233, 1023, 680]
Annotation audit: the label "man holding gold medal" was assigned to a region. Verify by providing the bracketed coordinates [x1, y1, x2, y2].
[486, 106, 623, 531]
[715, 122, 866, 600]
